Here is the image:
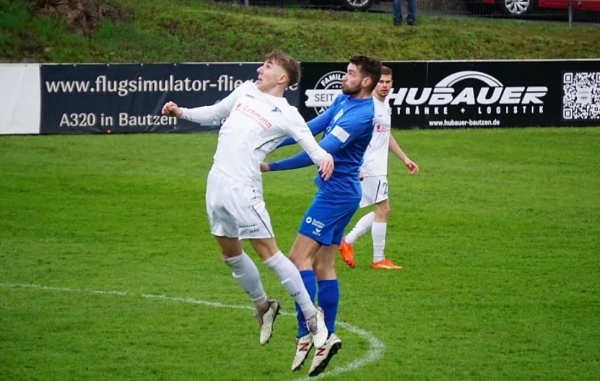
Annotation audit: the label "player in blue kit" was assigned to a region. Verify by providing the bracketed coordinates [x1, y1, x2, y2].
[260, 55, 382, 377]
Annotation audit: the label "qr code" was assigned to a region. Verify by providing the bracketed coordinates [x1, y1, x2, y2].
[562, 72, 600, 120]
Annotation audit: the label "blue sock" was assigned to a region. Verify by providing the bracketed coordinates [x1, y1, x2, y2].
[317, 279, 339, 335]
[296, 270, 317, 337]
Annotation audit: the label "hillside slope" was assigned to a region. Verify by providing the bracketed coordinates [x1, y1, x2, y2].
[1, 0, 599, 63]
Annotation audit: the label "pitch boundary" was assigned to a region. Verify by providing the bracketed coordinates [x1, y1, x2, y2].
[2, 283, 385, 380]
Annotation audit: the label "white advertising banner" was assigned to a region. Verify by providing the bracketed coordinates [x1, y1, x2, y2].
[0, 64, 41, 135]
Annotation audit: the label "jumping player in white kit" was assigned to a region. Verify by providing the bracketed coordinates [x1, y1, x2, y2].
[339, 65, 419, 270]
[161, 51, 330, 350]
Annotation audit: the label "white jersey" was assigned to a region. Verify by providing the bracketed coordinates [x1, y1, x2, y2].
[180, 81, 327, 189]
[361, 97, 391, 177]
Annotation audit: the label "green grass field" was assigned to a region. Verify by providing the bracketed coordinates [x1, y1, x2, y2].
[1, 128, 599, 381]
[1, 0, 600, 63]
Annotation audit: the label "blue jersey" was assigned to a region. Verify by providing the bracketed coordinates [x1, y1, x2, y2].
[269, 94, 375, 200]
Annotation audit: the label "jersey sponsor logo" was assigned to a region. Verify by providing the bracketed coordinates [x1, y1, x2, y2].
[375, 123, 391, 132]
[305, 217, 324, 228]
[387, 71, 547, 116]
[234, 102, 273, 129]
[304, 71, 345, 115]
[305, 216, 325, 236]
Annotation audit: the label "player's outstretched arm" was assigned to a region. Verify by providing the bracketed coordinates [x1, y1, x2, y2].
[278, 117, 335, 179]
[278, 116, 329, 148]
[261, 148, 334, 180]
[161, 81, 249, 124]
[389, 134, 419, 175]
[265, 124, 352, 173]
[277, 96, 340, 148]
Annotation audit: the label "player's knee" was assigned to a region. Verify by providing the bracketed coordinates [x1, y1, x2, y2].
[288, 248, 311, 269]
[287, 250, 302, 266]
[249, 238, 279, 261]
[312, 256, 325, 274]
[375, 202, 390, 219]
[215, 236, 243, 258]
[288, 234, 321, 269]
[313, 261, 335, 280]
[312, 246, 336, 279]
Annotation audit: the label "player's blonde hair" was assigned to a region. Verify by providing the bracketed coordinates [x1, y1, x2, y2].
[264, 50, 301, 87]
[381, 66, 393, 76]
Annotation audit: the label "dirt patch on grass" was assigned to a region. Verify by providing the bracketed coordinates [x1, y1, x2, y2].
[27, 0, 132, 36]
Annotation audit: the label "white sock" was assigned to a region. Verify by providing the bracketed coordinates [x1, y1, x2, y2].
[372, 222, 387, 263]
[345, 211, 375, 245]
[264, 252, 317, 318]
[224, 252, 268, 306]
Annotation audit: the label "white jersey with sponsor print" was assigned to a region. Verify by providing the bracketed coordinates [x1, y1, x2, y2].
[361, 97, 392, 177]
[180, 81, 326, 189]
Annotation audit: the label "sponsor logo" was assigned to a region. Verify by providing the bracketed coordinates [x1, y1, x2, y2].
[305, 71, 346, 115]
[304, 216, 325, 236]
[305, 70, 548, 117]
[234, 102, 272, 129]
[388, 71, 547, 116]
[375, 123, 391, 132]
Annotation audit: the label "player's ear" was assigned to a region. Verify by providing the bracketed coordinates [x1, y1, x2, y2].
[279, 72, 288, 86]
[362, 76, 371, 89]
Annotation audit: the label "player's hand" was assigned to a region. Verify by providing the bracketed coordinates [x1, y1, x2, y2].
[260, 163, 270, 173]
[359, 170, 365, 181]
[319, 154, 334, 181]
[162, 101, 183, 117]
[404, 158, 419, 175]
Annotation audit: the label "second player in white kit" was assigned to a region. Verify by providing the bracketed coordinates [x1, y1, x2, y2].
[339, 65, 419, 270]
[359, 95, 393, 209]
[161, 51, 330, 354]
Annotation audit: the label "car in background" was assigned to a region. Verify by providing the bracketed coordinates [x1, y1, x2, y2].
[465, 0, 600, 17]
[308, 0, 391, 12]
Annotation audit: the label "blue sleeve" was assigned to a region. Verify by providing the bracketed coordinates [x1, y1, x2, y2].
[276, 96, 341, 148]
[277, 137, 296, 148]
[268, 132, 357, 172]
[277, 114, 329, 147]
[269, 105, 373, 172]
[268, 151, 314, 171]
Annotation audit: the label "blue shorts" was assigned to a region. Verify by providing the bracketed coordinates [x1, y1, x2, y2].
[298, 192, 360, 246]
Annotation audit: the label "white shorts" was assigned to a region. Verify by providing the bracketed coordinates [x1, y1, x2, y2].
[205, 170, 274, 240]
[360, 175, 389, 208]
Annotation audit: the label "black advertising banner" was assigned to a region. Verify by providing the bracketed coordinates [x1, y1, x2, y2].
[299, 60, 600, 129]
[419, 60, 600, 129]
[39, 63, 300, 134]
[299, 61, 427, 124]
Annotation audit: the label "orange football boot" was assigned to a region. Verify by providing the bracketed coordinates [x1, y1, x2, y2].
[371, 259, 402, 270]
[338, 238, 355, 268]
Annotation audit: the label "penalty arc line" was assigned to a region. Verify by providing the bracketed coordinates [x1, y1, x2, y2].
[2, 283, 385, 380]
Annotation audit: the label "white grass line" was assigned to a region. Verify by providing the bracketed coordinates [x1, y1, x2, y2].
[2, 283, 385, 380]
